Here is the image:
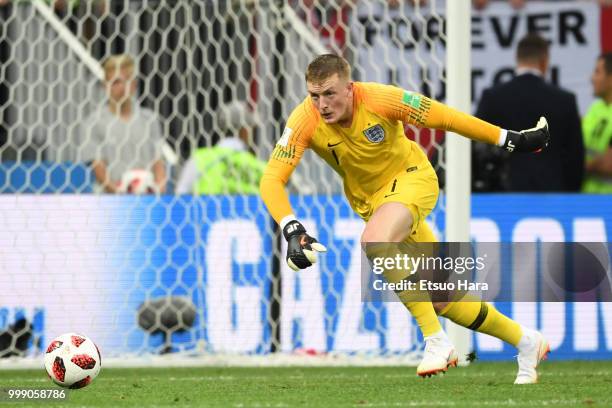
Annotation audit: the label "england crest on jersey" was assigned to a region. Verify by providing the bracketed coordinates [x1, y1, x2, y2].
[363, 124, 385, 143]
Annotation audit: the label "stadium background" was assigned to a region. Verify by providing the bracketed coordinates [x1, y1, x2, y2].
[0, 0, 611, 367]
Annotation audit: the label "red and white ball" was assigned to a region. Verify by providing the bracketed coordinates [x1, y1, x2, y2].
[118, 169, 158, 194]
[44, 333, 101, 389]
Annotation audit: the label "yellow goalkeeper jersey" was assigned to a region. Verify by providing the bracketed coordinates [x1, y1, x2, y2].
[260, 82, 501, 224]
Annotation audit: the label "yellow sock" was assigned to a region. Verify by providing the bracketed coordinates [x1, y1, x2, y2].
[385, 263, 442, 337]
[387, 274, 442, 337]
[404, 301, 442, 337]
[364, 243, 442, 337]
[440, 301, 522, 346]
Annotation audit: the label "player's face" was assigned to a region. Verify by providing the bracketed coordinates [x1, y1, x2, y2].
[307, 74, 353, 126]
[106, 67, 137, 104]
[591, 59, 612, 99]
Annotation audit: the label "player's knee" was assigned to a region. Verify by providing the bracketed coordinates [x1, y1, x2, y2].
[361, 228, 395, 244]
[360, 228, 380, 245]
[361, 224, 410, 244]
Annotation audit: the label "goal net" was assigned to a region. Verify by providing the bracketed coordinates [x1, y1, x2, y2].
[0, 0, 450, 365]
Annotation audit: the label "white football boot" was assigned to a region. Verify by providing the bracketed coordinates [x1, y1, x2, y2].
[514, 328, 550, 384]
[417, 331, 458, 378]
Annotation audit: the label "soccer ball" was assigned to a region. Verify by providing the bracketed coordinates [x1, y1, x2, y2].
[44, 333, 101, 389]
[118, 169, 158, 194]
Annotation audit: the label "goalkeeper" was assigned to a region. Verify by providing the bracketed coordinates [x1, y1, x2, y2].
[260, 54, 549, 384]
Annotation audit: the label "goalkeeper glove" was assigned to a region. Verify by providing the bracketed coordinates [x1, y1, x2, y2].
[502, 116, 550, 153]
[282, 220, 327, 271]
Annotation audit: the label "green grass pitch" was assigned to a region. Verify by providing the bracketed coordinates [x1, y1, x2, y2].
[1, 361, 611, 407]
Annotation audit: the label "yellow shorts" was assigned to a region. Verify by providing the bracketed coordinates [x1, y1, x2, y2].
[368, 160, 439, 243]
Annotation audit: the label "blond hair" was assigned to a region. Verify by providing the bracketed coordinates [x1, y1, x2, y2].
[103, 54, 135, 80]
[305, 54, 351, 83]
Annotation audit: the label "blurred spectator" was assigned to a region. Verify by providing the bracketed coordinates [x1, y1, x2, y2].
[474, 33, 584, 192]
[473, 0, 612, 9]
[582, 53, 612, 193]
[473, 0, 525, 10]
[0, 0, 79, 11]
[175, 101, 264, 195]
[388, 0, 428, 7]
[79, 54, 166, 194]
[292, 0, 350, 54]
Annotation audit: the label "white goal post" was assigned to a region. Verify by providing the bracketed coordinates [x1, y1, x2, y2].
[445, 0, 473, 364]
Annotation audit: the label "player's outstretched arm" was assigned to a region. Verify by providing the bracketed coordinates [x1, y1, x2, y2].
[423, 98, 550, 153]
[424, 98, 550, 153]
[363, 83, 550, 153]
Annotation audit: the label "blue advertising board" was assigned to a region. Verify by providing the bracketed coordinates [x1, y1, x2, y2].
[1, 194, 610, 360]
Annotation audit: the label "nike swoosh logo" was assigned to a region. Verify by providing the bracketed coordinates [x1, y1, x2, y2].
[327, 141, 343, 147]
[384, 193, 399, 198]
